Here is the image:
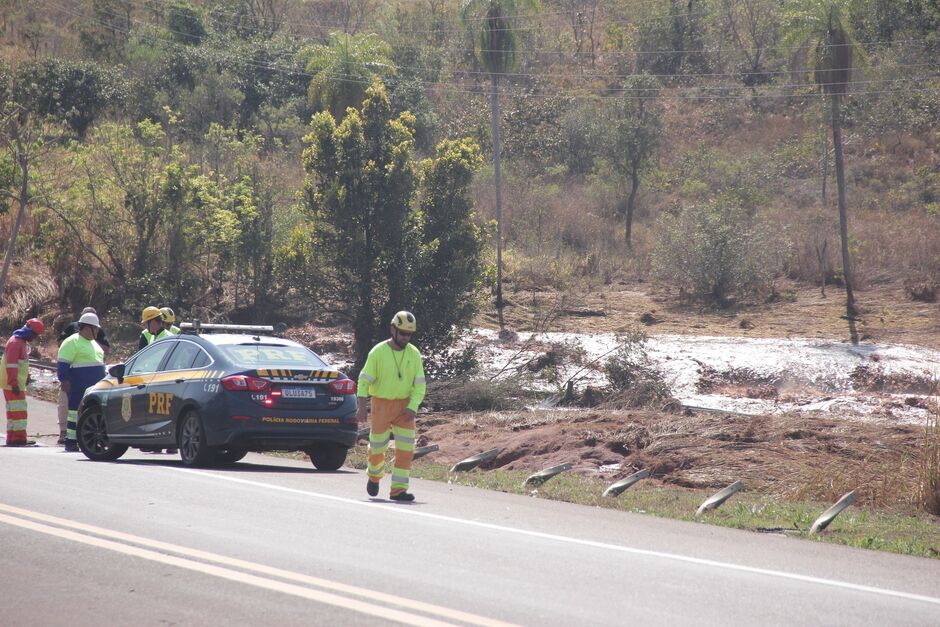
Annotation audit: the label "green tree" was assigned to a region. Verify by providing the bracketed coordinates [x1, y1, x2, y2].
[651, 200, 785, 304]
[166, 0, 207, 45]
[460, 0, 541, 331]
[411, 138, 488, 372]
[54, 120, 187, 305]
[13, 59, 125, 138]
[784, 0, 859, 340]
[708, 0, 782, 84]
[80, 0, 133, 62]
[0, 104, 59, 305]
[203, 124, 278, 312]
[602, 75, 664, 246]
[301, 32, 395, 119]
[302, 80, 417, 369]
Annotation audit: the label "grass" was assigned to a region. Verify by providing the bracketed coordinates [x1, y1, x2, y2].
[331, 445, 940, 560]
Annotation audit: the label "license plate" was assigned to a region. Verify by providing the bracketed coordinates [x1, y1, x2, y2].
[281, 387, 318, 399]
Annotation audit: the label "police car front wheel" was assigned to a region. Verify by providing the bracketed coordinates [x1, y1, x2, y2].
[77, 406, 128, 462]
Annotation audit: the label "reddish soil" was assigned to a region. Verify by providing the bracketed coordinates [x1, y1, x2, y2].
[414, 406, 935, 511]
[417, 280, 940, 511]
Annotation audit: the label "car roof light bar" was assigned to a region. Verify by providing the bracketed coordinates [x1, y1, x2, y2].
[181, 321, 276, 335]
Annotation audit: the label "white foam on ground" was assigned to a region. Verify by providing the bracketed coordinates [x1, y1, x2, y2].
[468, 330, 940, 425]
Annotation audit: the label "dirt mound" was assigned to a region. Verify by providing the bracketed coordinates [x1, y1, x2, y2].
[418, 408, 929, 508]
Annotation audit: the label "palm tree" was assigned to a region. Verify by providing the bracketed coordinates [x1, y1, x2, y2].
[461, 0, 540, 332]
[784, 0, 858, 342]
[301, 32, 395, 119]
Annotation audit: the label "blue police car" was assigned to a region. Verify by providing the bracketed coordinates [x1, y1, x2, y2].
[76, 323, 358, 469]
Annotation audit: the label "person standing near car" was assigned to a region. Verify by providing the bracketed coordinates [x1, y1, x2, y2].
[136, 306, 177, 455]
[139, 306, 168, 350]
[57, 312, 106, 452]
[1, 318, 44, 446]
[356, 311, 426, 502]
[56, 307, 110, 445]
[160, 307, 181, 335]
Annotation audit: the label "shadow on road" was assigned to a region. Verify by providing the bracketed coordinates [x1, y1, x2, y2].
[105, 458, 356, 474]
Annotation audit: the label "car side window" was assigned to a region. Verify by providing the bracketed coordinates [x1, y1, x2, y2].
[191, 349, 211, 369]
[162, 341, 202, 371]
[127, 342, 175, 375]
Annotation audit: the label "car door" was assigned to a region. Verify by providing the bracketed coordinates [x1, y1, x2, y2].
[119, 340, 177, 438]
[147, 339, 209, 438]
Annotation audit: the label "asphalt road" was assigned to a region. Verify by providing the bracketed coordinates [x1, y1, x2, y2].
[1, 399, 939, 626]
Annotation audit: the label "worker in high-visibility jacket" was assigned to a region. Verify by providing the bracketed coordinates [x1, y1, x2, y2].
[57, 306, 110, 445]
[57, 312, 106, 452]
[160, 307, 181, 335]
[1, 318, 44, 446]
[356, 311, 426, 502]
[138, 306, 177, 455]
[138, 306, 169, 350]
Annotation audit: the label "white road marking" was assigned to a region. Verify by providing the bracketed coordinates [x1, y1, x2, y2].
[169, 466, 940, 607]
[0, 505, 516, 627]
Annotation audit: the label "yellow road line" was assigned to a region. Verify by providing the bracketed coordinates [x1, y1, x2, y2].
[0, 503, 517, 627]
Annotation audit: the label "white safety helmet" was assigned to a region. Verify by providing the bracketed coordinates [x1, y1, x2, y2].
[78, 312, 101, 328]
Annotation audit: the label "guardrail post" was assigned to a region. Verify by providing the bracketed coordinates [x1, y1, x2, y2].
[524, 463, 573, 487]
[695, 481, 744, 518]
[413, 444, 439, 460]
[603, 468, 651, 497]
[810, 490, 858, 534]
[450, 448, 501, 472]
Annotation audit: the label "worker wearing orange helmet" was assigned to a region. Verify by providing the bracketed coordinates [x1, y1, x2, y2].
[1, 318, 44, 446]
[356, 311, 426, 502]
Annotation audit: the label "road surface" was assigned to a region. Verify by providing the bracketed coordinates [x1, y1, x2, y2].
[0, 398, 938, 625]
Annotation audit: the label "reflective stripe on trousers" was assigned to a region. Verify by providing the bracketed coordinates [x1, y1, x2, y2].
[3, 388, 27, 444]
[66, 409, 77, 444]
[367, 397, 416, 496]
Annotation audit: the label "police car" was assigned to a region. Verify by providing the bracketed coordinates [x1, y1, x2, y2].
[75, 323, 358, 469]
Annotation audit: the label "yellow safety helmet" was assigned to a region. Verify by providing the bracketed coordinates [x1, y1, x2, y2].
[141, 306, 163, 324]
[390, 310, 416, 333]
[160, 307, 176, 323]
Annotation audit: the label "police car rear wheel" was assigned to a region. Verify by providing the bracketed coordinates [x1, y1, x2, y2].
[77, 406, 128, 461]
[307, 443, 347, 471]
[179, 410, 216, 467]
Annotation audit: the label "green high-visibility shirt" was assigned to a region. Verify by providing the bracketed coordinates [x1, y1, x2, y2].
[357, 341, 426, 412]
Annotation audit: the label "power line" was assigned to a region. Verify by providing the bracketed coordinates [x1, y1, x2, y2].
[40, 2, 940, 104]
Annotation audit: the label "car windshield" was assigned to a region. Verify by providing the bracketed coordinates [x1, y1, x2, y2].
[219, 343, 329, 369]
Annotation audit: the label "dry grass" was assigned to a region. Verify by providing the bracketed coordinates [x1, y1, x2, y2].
[918, 416, 940, 514]
[0, 259, 58, 329]
[418, 407, 938, 514]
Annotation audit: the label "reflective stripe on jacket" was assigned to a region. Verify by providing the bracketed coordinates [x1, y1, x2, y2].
[357, 341, 427, 412]
[1, 335, 30, 389]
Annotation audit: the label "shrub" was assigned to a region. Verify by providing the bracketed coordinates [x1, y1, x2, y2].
[604, 330, 673, 408]
[427, 375, 533, 412]
[651, 200, 788, 304]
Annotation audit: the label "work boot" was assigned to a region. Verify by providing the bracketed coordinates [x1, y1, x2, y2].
[366, 479, 379, 497]
[57, 431, 66, 445]
[6, 439, 37, 447]
[389, 491, 415, 502]
[64, 441, 79, 452]
[165, 448, 178, 455]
